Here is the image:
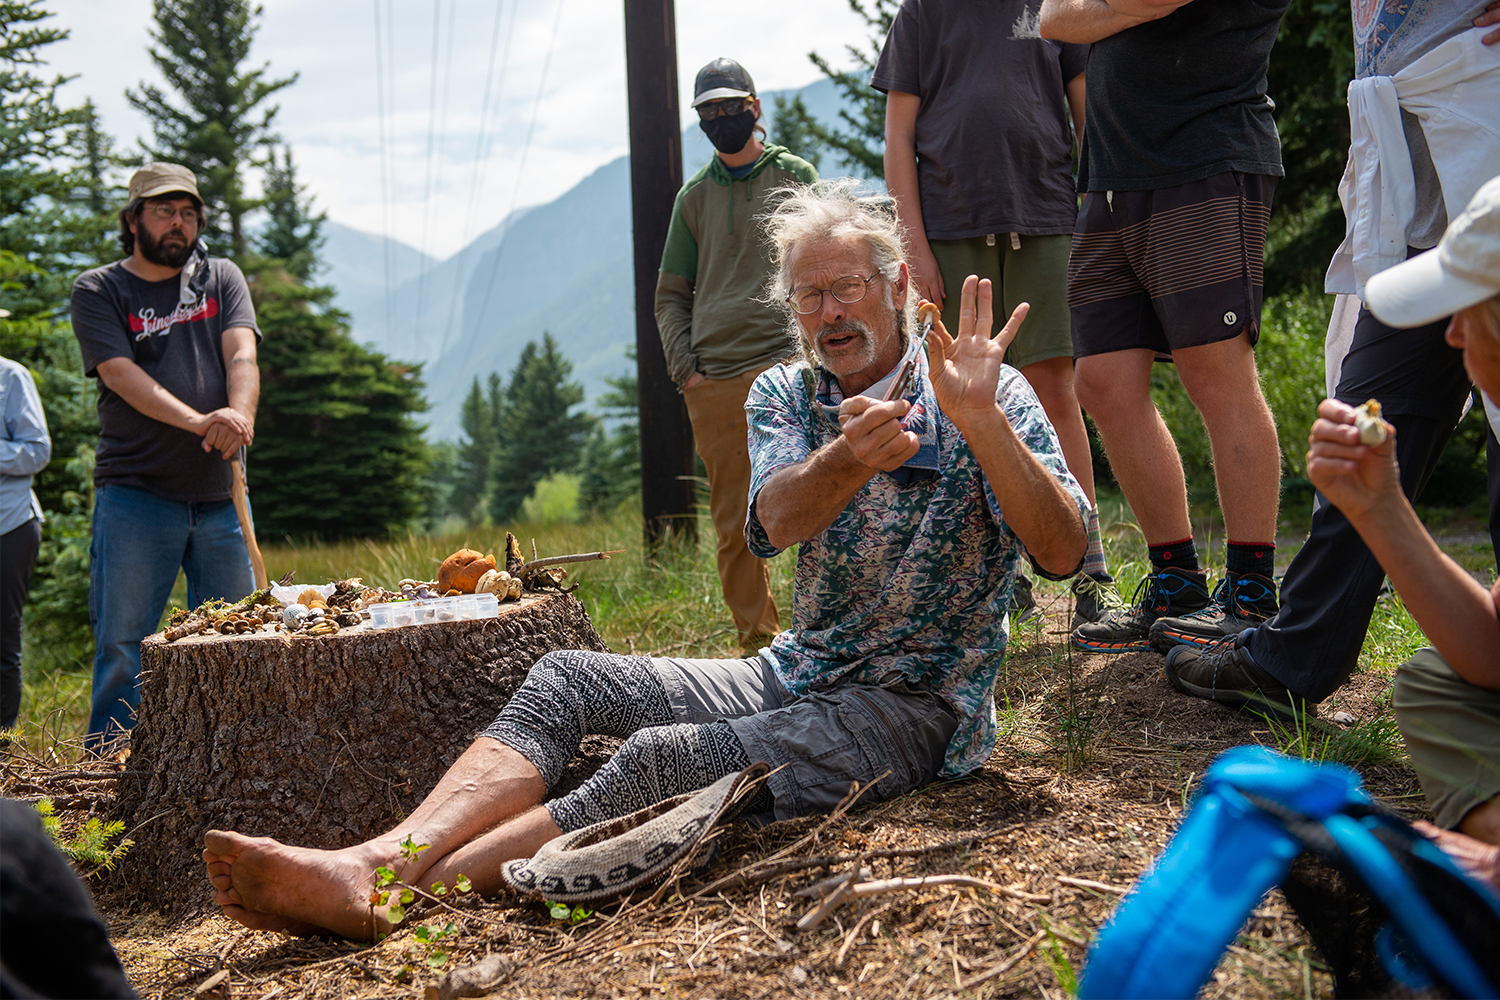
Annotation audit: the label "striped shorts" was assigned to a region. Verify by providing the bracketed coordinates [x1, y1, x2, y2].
[1067, 172, 1276, 358]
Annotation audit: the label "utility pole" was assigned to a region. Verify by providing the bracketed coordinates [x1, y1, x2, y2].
[624, 0, 696, 546]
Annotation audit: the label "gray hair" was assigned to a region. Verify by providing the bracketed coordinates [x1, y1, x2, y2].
[761, 179, 914, 367]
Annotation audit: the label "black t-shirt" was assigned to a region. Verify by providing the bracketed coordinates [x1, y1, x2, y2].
[71, 258, 260, 502]
[1078, 0, 1291, 192]
[871, 0, 1089, 239]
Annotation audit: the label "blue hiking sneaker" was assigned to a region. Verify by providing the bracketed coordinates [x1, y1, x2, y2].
[1070, 567, 1209, 653]
[1148, 571, 1278, 653]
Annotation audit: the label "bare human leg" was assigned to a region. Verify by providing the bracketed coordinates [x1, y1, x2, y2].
[1074, 349, 1192, 545]
[201, 738, 549, 940]
[1173, 331, 1281, 544]
[1019, 354, 1096, 506]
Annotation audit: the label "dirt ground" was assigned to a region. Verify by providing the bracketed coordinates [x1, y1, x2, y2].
[15, 601, 1424, 1000]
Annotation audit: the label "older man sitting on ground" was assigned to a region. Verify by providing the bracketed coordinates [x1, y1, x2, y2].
[202, 181, 1088, 940]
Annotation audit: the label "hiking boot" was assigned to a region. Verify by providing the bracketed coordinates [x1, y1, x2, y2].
[1011, 572, 1042, 626]
[1148, 572, 1279, 653]
[1163, 633, 1310, 722]
[1070, 567, 1209, 653]
[1071, 572, 1126, 629]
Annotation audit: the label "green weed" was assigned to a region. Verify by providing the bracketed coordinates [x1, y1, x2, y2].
[34, 798, 132, 874]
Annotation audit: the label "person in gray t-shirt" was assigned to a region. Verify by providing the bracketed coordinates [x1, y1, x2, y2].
[70, 163, 261, 750]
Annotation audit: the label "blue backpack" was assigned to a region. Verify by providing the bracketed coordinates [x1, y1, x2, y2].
[1079, 746, 1500, 999]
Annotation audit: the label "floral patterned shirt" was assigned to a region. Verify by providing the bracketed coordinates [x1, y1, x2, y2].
[745, 353, 1087, 777]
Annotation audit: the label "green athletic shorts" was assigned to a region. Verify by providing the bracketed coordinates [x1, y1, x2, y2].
[928, 233, 1073, 369]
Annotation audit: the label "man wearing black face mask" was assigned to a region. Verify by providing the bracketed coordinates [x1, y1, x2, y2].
[656, 58, 818, 649]
[70, 163, 261, 752]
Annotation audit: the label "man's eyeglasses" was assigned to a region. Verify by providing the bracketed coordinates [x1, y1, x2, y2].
[786, 274, 880, 315]
[147, 204, 200, 225]
[696, 98, 751, 122]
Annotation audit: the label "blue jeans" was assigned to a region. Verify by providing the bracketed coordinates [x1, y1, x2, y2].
[87, 483, 254, 748]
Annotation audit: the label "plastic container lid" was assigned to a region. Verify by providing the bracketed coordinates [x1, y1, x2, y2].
[366, 592, 501, 630]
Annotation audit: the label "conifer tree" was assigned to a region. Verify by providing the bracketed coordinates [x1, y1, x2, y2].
[0, 0, 92, 312]
[454, 374, 498, 523]
[488, 333, 591, 523]
[248, 264, 430, 539]
[258, 146, 325, 281]
[126, 0, 296, 257]
[579, 364, 640, 515]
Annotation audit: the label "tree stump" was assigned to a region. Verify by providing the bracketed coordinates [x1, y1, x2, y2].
[112, 592, 612, 917]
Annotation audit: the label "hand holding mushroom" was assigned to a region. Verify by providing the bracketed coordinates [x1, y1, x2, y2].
[1305, 398, 1402, 520]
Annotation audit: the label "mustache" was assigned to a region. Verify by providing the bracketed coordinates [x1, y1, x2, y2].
[815, 320, 872, 345]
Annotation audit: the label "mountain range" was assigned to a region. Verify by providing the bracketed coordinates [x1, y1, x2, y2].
[318, 76, 856, 440]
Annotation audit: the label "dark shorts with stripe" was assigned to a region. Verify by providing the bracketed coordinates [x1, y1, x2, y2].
[1067, 172, 1276, 359]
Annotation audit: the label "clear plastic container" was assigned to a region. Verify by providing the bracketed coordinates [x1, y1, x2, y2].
[366, 593, 500, 629]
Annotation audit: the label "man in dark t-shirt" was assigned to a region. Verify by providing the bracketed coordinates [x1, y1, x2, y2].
[71, 163, 261, 750]
[872, 1, 1118, 629]
[1040, 0, 1291, 656]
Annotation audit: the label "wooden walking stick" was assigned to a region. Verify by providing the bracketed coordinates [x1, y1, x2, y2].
[231, 449, 268, 589]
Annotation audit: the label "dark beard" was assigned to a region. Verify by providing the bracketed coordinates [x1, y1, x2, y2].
[137, 225, 194, 268]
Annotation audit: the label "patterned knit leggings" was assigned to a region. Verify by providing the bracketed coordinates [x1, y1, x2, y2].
[480, 649, 770, 832]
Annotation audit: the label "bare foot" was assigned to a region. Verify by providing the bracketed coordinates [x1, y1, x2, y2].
[1413, 820, 1500, 892]
[202, 830, 393, 941]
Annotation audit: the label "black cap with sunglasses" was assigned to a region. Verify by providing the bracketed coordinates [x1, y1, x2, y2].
[692, 58, 761, 154]
[691, 57, 755, 109]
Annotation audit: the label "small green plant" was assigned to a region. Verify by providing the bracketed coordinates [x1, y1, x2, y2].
[1254, 705, 1331, 763]
[547, 900, 595, 925]
[1038, 915, 1080, 995]
[33, 798, 132, 874]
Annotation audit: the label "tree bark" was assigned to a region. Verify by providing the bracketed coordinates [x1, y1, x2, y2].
[112, 592, 613, 916]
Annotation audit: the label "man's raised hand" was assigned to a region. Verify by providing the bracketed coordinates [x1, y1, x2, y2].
[923, 275, 1028, 427]
[838, 395, 919, 472]
[1305, 398, 1400, 520]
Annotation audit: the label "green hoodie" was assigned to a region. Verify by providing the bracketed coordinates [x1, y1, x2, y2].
[654, 143, 818, 386]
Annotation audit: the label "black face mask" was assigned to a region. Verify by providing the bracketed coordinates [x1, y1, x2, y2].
[702, 109, 757, 154]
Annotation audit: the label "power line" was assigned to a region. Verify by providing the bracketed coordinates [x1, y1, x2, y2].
[413, 0, 453, 361]
[458, 0, 567, 375]
[371, 0, 395, 346]
[436, 0, 519, 363]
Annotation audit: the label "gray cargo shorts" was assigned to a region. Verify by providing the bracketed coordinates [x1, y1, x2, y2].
[653, 655, 959, 821]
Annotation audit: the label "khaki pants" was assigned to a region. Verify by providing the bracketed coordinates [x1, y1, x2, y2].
[1393, 647, 1500, 830]
[683, 368, 780, 644]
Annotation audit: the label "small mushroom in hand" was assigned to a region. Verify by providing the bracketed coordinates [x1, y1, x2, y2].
[1353, 398, 1388, 446]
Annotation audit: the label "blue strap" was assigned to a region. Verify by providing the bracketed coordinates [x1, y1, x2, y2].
[1322, 813, 1498, 999]
[1077, 779, 1301, 997]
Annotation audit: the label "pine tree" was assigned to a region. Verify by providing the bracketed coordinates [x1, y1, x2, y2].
[454, 374, 497, 523]
[0, 0, 92, 313]
[126, 0, 296, 258]
[488, 333, 592, 523]
[769, 0, 896, 179]
[258, 146, 324, 281]
[247, 262, 430, 539]
[579, 362, 640, 515]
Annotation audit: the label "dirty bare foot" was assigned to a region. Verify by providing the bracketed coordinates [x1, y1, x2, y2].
[202, 830, 392, 941]
[1413, 820, 1500, 893]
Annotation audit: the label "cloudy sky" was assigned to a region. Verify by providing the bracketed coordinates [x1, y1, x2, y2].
[44, 0, 869, 261]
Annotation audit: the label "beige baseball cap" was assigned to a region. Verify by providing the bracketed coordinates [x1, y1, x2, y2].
[1367, 174, 1500, 328]
[127, 163, 201, 204]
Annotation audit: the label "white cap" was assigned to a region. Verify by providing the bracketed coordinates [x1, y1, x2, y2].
[1366, 174, 1500, 328]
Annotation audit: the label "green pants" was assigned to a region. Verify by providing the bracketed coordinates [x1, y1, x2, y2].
[928, 233, 1073, 369]
[1393, 647, 1500, 829]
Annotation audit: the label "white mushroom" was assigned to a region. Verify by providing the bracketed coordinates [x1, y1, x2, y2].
[1354, 399, 1388, 446]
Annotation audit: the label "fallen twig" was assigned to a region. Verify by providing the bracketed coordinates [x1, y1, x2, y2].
[800, 874, 1049, 932]
[1056, 874, 1130, 895]
[958, 930, 1046, 990]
